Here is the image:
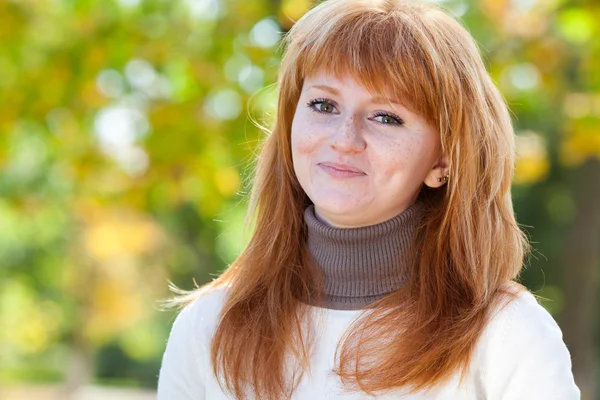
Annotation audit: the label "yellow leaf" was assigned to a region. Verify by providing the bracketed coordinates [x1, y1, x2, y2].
[514, 131, 550, 185]
[83, 210, 163, 261]
[214, 167, 240, 197]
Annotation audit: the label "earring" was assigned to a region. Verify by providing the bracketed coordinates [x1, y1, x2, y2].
[437, 175, 449, 183]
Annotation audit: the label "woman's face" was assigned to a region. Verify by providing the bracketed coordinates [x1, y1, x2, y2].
[291, 69, 447, 227]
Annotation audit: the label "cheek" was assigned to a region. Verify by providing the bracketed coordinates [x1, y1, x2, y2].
[290, 121, 313, 181]
[379, 136, 419, 167]
[291, 118, 323, 157]
[374, 134, 434, 179]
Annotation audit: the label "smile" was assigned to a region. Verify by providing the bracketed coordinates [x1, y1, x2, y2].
[317, 162, 367, 178]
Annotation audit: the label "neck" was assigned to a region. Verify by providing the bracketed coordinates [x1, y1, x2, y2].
[302, 200, 426, 310]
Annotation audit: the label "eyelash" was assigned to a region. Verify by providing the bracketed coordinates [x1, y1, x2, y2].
[306, 98, 405, 126]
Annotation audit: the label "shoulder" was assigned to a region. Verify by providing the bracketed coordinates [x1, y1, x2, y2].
[474, 285, 580, 399]
[157, 284, 230, 398]
[161, 283, 230, 362]
[483, 285, 571, 360]
[173, 284, 230, 340]
[486, 286, 559, 345]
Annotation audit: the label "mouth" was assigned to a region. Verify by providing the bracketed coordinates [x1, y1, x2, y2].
[317, 162, 366, 176]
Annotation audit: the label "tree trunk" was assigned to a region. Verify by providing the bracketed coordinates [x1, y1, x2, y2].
[559, 157, 600, 400]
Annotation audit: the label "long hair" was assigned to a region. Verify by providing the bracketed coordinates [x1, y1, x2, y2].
[174, 0, 530, 397]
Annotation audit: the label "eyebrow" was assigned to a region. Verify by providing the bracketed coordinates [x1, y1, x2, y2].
[306, 84, 403, 105]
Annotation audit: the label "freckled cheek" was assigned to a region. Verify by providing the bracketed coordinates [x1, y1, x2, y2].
[396, 136, 426, 159]
[291, 120, 325, 155]
[372, 138, 421, 179]
[380, 142, 412, 165]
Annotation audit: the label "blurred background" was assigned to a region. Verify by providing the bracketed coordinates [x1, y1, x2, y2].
[0, 0, 598, 398]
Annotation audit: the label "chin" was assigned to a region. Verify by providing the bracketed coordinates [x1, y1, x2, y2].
[312, 200, 365, 222]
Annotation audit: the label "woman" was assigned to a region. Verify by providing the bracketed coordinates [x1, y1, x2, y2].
[158, 0, 580, 398]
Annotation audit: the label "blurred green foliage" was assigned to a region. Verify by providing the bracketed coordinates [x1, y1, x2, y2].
[0, 0, 598, 394]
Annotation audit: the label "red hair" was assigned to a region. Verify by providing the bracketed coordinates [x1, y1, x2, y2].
[172, 0, 530, 397]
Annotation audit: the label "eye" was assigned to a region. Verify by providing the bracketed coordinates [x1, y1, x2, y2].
[371, 111, 404, 126]
[307, 98, 339, 114]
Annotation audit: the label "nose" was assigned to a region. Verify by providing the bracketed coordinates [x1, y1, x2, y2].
[329, 115, 366, 153]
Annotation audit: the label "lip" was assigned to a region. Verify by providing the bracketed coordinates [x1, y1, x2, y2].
[318, 162, 366, 177]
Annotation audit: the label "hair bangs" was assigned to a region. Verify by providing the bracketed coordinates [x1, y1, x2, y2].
[286, 3, 442, 125]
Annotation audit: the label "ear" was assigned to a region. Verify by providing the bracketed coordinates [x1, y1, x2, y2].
[423, 153, 450, 188]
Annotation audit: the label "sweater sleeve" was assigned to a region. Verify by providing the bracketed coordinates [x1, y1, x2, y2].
[157, 301, 207, 400]
[485, 292, 580, 400]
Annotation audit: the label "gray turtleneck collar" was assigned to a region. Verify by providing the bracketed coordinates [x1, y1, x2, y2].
[302, 200, 426, 310]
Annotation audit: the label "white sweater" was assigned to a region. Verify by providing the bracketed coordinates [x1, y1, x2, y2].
[157, 286, 580, 399]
